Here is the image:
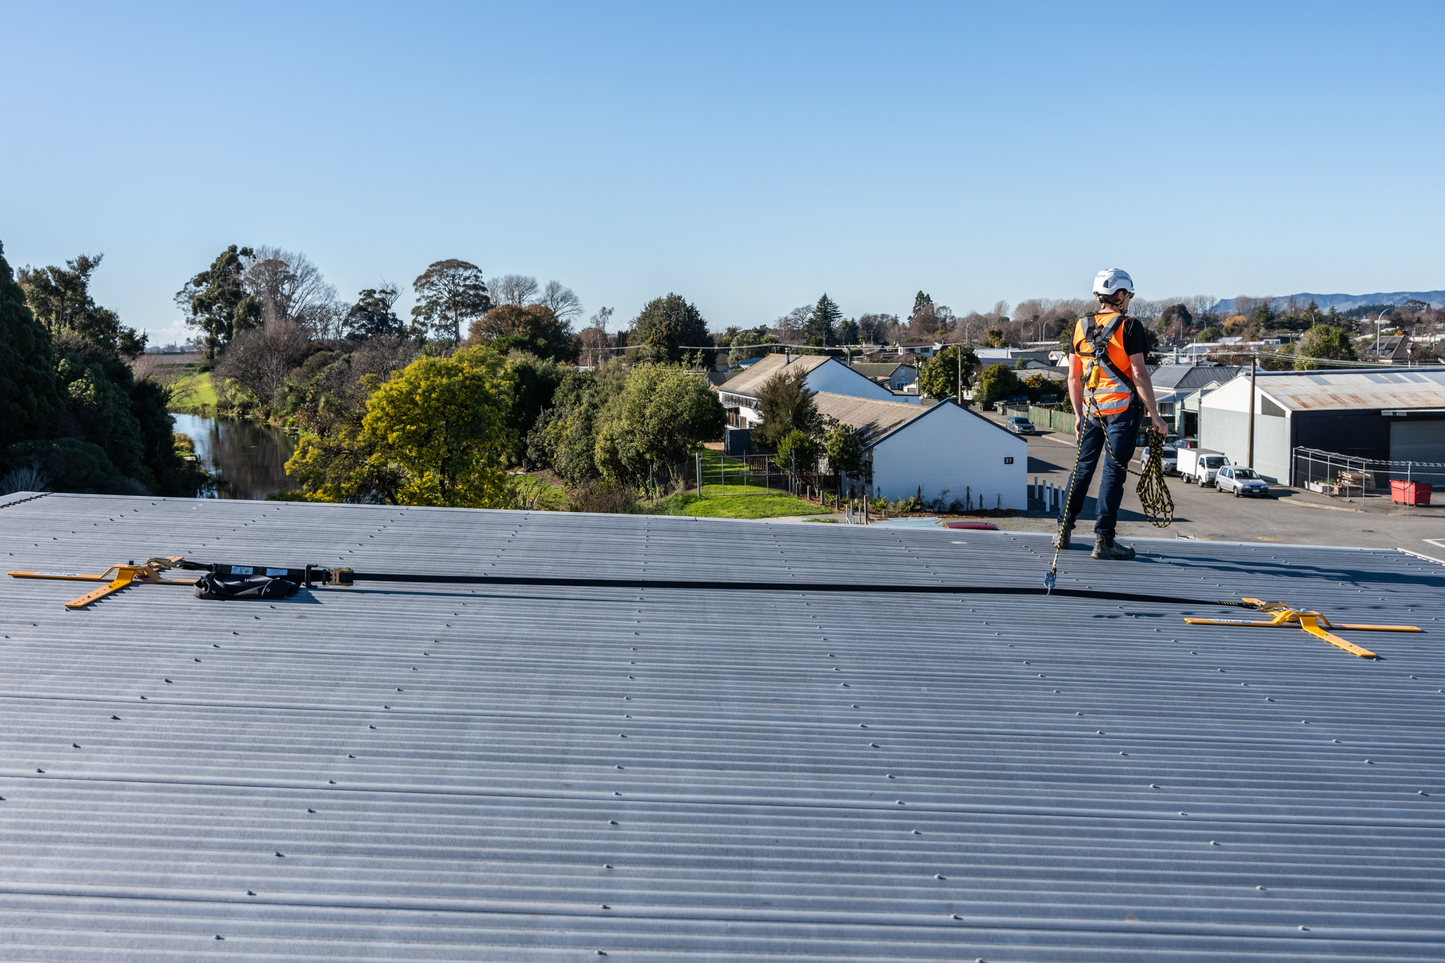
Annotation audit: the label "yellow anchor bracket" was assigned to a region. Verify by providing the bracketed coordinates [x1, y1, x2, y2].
[1183, 598, 1422, 659]
[7, 557, 197, 609]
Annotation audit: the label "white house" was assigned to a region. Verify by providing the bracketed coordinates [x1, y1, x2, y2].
[812, 392, 1027, 509]
[850, 361, 918, 391]
[716, 353, 918, 427]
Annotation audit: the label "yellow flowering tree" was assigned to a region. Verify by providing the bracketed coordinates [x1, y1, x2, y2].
[287, 345, 514, 507]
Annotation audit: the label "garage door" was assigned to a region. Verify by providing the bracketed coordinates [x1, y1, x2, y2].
[1390, 419, 1445, 464]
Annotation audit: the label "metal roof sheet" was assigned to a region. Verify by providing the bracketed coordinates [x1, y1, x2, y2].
[2, 493, 1444, 960]
[1251, 369, 1445, 412]
[715, 353, 830, 398]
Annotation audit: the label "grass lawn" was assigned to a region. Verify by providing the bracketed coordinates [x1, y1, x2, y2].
[510, 472, 573, 511]
[167, 370, 217, 410]
[647, 450, 834, 518]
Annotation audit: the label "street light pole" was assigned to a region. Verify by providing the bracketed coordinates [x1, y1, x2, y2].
[1375, 309, 1390, 362]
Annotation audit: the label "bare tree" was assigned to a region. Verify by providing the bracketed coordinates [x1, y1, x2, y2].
[490, 274, 539, 306]
[770, 305, 811, 344]
[213, 319, 311, 406]
[242, 247, 338, 336]
[1185, 295, 1219, 320]
[580, 306, 613, 367]
[539, 280, 583, 321]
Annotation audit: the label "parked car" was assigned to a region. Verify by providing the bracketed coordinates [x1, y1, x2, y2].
[1161, 445, 1178, 474]
[1177, 448, 1230, 487]
[1176, 437, 1199, 450]
[1215, 466, 1271, 497]
[1005, 416, 1036, 435]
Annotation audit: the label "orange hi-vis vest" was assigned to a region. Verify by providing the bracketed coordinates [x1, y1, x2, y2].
[1073, 312, 1137, 418]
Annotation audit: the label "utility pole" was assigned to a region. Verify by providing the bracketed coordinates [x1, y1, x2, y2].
[1247, 354, 1257, 469]
[956, 346, 962, 405]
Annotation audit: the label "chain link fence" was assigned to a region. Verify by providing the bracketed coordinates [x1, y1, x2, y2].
[1292, 447, 1444, 504]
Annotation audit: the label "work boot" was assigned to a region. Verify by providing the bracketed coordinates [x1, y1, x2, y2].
[1054, 525, 1072, 551]
[1091, 535, 1136, 560]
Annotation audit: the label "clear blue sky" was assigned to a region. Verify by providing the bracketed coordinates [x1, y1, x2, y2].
[3, 1, 1441, 343]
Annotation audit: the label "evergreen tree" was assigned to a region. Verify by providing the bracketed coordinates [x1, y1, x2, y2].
[343, 284, 405, 340]
[175, 245, 261, 360]
[631, 293, 709, 363]
[0, 242, 61, 456]
[804, 293, 842, 347]
[912, 291, 933, 317]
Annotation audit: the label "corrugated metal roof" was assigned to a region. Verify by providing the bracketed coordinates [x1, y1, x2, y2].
[809, 391, 932, 446]
[1252, 368, 1445, 412]
[716, 353, 829, 398]
[850, 362, 910, 379]
[2, 493, 1444, 960]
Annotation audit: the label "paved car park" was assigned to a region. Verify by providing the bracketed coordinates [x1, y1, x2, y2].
[976, 411, 1445, 556]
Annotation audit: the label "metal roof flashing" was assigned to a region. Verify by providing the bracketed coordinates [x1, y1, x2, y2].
[2, 494, 1443, 961]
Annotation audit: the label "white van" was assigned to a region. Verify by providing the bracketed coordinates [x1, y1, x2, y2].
[1177, 448, 1230, 487]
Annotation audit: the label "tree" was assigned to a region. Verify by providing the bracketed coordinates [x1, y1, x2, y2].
[0, 242, 61, 456]
[823, 421, 862, 474]
[837, 317, 859, 345]
[593, 364, 725, 483]
[526, 366, 628, 484]
[176, 245, 261, 360]
[912, 291, 933, 317]
[412, 259, 491, 346]
[985, 328, 1006, 348]
[292, 346, 513, 506]
[976, 363, 1023, 407]
[1196, 326, 1222, 343]
[917, 344, 978, 402]
[466, 303, 577, 362]
[344, 284, 405, 340]
[753, 366, 819, 451]
[489, 274, 539, 306]
[857, 313, 896, 344]
[804, 293, 842, 347]
[539, 280, 583, 321]
[1158, 303, 1193, 338]
[631, 293, 709, 363]
[776, 428, 818, 478]
[579, 306, 613, 367]
[212, 319, 312, 409]
[243, 247, 339, 336]
[909, 302, 955, 338]
[19, 254, 147, 359]
[1294, 324, 1356, 370]
[501, 351, 566, 465]
[716, 325, 768, 367]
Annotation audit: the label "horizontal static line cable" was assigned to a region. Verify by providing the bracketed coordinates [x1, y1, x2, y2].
[169, 560, 1256, 609]
[339, 570, 1253, 610]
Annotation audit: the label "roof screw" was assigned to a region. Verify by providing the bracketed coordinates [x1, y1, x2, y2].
[1149, 784, 1158, 789]
[307, 808, 315, 813]
[1419, 790, 1428, 795]
[934, 874, 945, 879]
[164, 679, 173, 684]
[247, 890, 256, 895]
[36, 769, 44, 774]
[911, 829, 920, 835]
[1257, 885, 1266, 890]
[329, 780, 336, 784]
[859, 724, 867, 728]
[1364, 759, 1372, 764]
[897, 800, 905, 805]
[868, 742, 878, 748]
[600, 904, 609, 910]
[140, 696, 147, 700]
[615, 765, 624, 770]
[369, 725, 377, 730]
[348, 754, 355, 759]
[72, 743, 80, 749]
[1209, 840, 1219, 846]
[215, 935, 224, 940]
[1299, 925, 1308, 931]
[619, 733, 626, 738]
[607, 820, 617, 825]
[275, 852, 284, 857]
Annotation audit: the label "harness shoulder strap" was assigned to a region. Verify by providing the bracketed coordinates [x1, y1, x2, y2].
[1088, 314, 1136, 394]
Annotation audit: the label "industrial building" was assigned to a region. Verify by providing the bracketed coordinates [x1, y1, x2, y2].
[2, 491, 1443, 960]
[1199, 367, 1445, 484]
[1148, 363, 1242, 436]
[810, 392, 1026, 508]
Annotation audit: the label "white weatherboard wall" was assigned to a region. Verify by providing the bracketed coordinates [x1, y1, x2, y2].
[870, 404, 1027, 508]
[806, 359, 918, 404]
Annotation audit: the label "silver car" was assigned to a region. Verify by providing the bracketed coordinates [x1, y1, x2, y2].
[1215, 465, 1270, 497]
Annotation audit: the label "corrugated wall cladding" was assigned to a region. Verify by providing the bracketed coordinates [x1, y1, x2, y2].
[1, 493, 1443, 961]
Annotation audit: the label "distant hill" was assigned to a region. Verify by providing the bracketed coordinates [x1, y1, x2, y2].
[1213, 291, 1445, 315]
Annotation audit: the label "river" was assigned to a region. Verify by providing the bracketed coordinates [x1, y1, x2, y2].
[171, 413, 300, 500]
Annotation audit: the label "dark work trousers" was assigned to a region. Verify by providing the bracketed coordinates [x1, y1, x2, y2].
[1059, 399, 1141, 539]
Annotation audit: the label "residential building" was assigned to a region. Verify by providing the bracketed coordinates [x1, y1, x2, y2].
[715, 353, 917, 429]
[1147, 364, 1243, 435]
[849, 361, 918, 391]
[811, 391, 1026, 507]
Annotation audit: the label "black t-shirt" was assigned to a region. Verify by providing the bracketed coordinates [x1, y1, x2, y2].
[1072, 314, 1146, 358]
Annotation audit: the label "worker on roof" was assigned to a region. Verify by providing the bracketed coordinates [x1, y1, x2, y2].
[1057, 268, 1168, 560]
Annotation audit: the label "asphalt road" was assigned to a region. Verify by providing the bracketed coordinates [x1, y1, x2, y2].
[979, 413, 1445, 557]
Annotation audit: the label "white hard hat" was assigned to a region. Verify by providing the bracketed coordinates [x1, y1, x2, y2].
[1092, 268, 1135, 297]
